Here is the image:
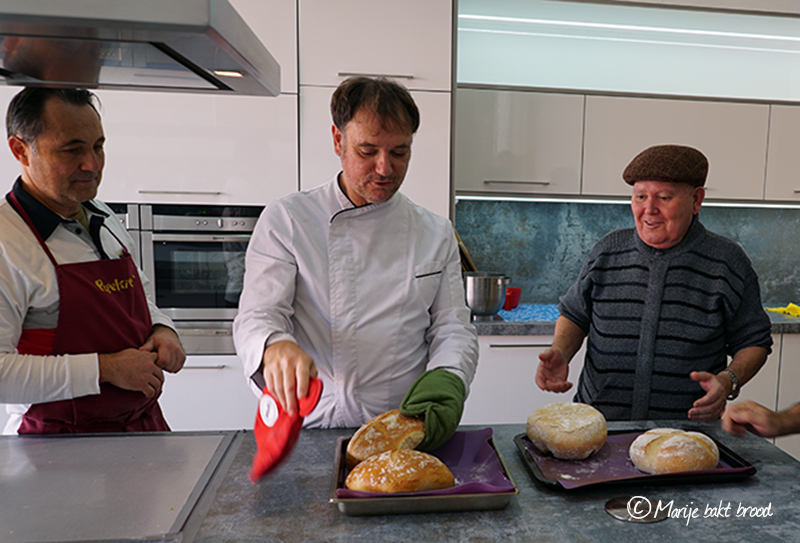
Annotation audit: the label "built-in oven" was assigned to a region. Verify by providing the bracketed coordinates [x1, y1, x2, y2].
[128, 203, 263, 355]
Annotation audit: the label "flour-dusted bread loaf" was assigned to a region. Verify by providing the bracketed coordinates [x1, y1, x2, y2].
[629, 428, 720, 474]
[526, 402, 607, 460]
[346, 409, 425, 469]
[345, 449, 455, 493]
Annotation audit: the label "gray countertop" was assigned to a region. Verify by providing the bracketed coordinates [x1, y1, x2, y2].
[474, 309, 800, 336]
[193, 421, 800, 543]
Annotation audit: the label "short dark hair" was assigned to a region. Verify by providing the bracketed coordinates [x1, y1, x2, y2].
[6, 87, 101, 148]
[330, 77, 420, 135]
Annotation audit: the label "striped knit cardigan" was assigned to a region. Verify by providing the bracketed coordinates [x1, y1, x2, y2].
[559, 216, 773, 421]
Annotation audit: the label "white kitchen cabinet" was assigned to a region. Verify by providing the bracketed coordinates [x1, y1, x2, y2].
[454, 88, 584, 196]
[462, 335, 586, 425]
[737, 334, 781, 412]
[299, 86, 452, 219]
[582, 95, 769, 199]
[776, 334, 800, 460]
[0, 87, 23, 191]
[765, 105, 800, 201]
[96, 91, 298, 205]
[159, 355, 258, 431]
[298, 0, 453, 91]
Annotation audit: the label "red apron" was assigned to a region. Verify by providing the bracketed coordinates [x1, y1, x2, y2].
[9, 192, 170, 434]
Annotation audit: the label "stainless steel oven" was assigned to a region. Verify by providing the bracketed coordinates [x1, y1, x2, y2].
[110, 203, 263, 355]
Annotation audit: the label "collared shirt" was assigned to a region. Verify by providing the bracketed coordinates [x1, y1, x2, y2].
[0, 178, 174, 433]
[233, 176, 479, 428]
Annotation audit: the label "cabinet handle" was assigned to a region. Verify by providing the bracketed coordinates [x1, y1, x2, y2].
[483, 180, 551, 186]
[138, 190, 224, 195]
[183, 365, 228, 369]
[793, 190, 800, 194]
[177, 329, 233, 337]
[337, 72, 415, 80]
[488, 344, 550, 348]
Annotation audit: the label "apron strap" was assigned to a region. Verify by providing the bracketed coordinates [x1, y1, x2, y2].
[7, 191, 58, 267]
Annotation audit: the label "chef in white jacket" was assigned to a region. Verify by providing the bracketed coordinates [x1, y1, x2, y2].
[234, 77, 478, 448]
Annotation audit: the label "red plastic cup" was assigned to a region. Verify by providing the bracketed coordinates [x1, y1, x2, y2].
[503, 287, 522, 311]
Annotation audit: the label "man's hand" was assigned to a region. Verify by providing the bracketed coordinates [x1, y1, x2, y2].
[535, 347, 572, 393]
[98, 349, 163, 398]
[722, 400, 785, 438]
[262, 340, 318, 417]
[688, 371, 728, 421]
[140, 324, 186, 373]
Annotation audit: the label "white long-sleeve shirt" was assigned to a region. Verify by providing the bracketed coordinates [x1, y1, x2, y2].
[233, 176, 478, 428]
[0, 183, 174, 433]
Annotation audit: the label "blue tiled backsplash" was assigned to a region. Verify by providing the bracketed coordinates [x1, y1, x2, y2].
[454, 199, 800, 307]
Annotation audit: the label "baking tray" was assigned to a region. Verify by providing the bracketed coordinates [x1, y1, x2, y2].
[329, 429, 520, 516]
[514, 429, 756, 490]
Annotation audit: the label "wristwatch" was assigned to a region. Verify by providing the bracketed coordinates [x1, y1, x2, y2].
[724, 369, 740, 400]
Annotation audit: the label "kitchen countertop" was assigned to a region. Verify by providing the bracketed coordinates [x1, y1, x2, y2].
[475, 304, 800, 336]
[193, 421, 800, 542]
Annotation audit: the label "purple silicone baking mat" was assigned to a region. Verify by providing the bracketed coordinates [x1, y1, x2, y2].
[514, 431, 755, 490]
[336, 428, 517, 498]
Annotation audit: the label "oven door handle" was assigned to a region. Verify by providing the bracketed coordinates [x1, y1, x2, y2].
[149, 233, 252, 243]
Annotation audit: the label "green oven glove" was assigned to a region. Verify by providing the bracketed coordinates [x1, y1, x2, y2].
[400, 368, 466, 452]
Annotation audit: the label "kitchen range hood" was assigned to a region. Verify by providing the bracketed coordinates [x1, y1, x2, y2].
[0, 0, 280, 96]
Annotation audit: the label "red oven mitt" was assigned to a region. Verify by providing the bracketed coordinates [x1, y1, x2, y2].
[249, 377, 323, 483]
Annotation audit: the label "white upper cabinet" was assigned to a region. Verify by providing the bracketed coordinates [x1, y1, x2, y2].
[0, 87, 21, 193]
[454, 88, 584, 196]
[300, 86, 452, 219]
[97, 91, 298, 206]
[298, 0, 453, 91]
[765, 105, 800, 201]
[582, 95, 769, 199]
[229, 0, 298, 94]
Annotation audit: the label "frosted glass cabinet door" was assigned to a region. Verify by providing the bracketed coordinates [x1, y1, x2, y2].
[97, 91, 298, 206]
[454, 88, 583, 196]
[765, 105, 800, 201]
[298, 0, 453, 91]
[300, 86, 452, 219]
[582, 95, 769, 199]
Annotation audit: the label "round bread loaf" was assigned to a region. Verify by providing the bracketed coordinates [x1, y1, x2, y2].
[629, 428, 720, 474]
[345, 449, 455, 493]
[346, 409, 425, 469]
[526, 402, 607, 460]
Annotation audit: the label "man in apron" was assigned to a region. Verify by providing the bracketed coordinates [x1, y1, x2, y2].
[0, 87, 185, 434]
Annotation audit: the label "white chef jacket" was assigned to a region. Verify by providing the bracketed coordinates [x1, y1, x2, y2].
[233, 176, 478, 428]
[0, 183, 174, 433]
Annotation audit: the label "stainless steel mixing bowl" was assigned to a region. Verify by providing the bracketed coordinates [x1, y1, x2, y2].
[463, 272, 510, 321]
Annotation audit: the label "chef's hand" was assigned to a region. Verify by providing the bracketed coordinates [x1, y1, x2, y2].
[722, 401, 783, 438]
[98, 349, 164, 398]
[535, 348, 572, 393]
[140, 324, 186, 373]
[688, 371, 727, 421]
[262, 340, 318, 417]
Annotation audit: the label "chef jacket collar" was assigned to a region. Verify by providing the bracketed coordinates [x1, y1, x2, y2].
[331, 171, 398, 221]
[6, 177, 109, 241]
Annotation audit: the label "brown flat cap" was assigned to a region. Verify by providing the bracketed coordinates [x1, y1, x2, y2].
[623, 144, 708, 187]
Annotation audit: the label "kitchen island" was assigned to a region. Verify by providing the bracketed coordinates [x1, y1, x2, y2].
[193, 421, 800, 542]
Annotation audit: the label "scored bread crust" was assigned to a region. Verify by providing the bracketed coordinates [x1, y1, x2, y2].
[345, 449, 455, 493]
[629, 428, 720, 474]
[346, 409, 425, 469]
[526, 402, 607, 460]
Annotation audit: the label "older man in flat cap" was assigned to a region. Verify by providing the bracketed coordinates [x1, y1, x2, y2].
[535, 144, 772, 422]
